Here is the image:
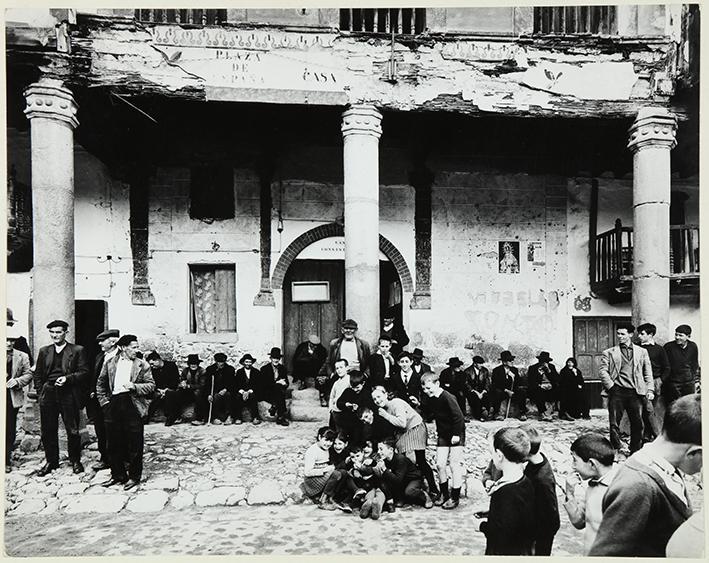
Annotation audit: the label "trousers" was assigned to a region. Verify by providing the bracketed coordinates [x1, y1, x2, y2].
[608, 386, 644, 453]
[105, 393, 144, 481]
[39, 383, 81, 465]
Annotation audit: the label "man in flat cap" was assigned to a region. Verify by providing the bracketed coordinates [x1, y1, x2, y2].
[292, 334, 327, 390]
[86, 329, 120, 471]
[33, 319, 89, 475]
[97, 334, 154, 490]
[321, 319, 371, 407]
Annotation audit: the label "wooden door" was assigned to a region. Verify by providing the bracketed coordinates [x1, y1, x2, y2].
[283, 260, 345, 373]
[573, 316, 631, 408]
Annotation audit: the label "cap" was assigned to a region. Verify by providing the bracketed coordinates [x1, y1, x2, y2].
[342, 319, 358, 329]
[214, 352, 227, 362]
[146, 351, 162, 361]
[116, 334, 138, 347]
[308, 335, 321, 345]
[47, 320, 69, 330]
[96, 329, 120, 342]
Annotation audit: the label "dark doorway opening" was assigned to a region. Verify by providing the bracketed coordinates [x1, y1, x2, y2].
[75, 300, 107, 369]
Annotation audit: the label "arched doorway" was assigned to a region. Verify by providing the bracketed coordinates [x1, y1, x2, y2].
[273, 223, 413, 368]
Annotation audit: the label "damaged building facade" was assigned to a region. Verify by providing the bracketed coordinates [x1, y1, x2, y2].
[6, 6, 700, 404]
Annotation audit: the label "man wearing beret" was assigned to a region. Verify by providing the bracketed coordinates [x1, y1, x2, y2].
[97, 334, 155, 490]
[86, 329, 120, 471]
[320, 319, 371, 406]
[33, 320, 89, 475]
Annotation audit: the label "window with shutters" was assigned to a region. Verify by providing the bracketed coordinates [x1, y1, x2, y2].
[534, 6, 617, 35]
[189, 264, 237, 334]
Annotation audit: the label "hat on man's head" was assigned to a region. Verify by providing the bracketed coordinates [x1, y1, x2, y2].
[447, 357, 464, 368]
[116, 334, 138, 347]
[214, 352, 227, 362]
[308, 334, 321, 345]
[96, 329, 120, 342]
[146, 351, 162, 362]
[47, 320, 69, 330]
[675, 324, 692, 336]
[536, 351, 553, 363]
[473, 355, 486, 364]
[411, 348, 425, 359]
[187, 353, 201, 365]
[7, 308, 16, 326]
[499, 350, 515, 362]
[382, 307, 396, 320]
[6, 326, 21, 340]
[240, 353, 256, 364]
[269, 347, 282, 359]
[342, 319, 358, 329]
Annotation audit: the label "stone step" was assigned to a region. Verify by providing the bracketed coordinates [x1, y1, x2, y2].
[290, 388, 320, 402]
[289, 403, 328, 422]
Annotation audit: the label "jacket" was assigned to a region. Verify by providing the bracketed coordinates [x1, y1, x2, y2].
[463, 364, 491, 393]
[391, 370, 423, 406]
[491, 365, 525, 393]
[324, 336, 371, 376]
[96, 355, 156, 418]
[291, 341, 327, 379]
[260, 362, 288, 391]
[589, 456, 693, 556]
[34, 342, 89, 408]
[379, 324, 409, 357]
[527, 362, 559, 394]
[367, 353, 398, 390]
[235, 366, 265, 398]
[180, 366, 207, 391]
[7, 349, 32, 408]
[599, 344, 653, 395]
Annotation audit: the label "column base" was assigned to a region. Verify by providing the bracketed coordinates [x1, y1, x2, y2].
[253, 290, 276, 307]
[131, 286, 156, 306]
[410, 292, 431, 310]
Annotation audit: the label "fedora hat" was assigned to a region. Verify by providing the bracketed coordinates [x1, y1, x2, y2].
[447, 357, 464, 368]
[411, 348, 425, 359]
[269, 347, 282, 359]
[186, 353, 201, 365]
[536, 351, 553, 363]
[499, 350, 515, 362]
[473, 355, 486, 364]
[214, 352, 227, 362]
[240, 353, 256, 364]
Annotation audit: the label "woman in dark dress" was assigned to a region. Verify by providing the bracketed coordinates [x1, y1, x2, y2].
[558, 357, 589, 420]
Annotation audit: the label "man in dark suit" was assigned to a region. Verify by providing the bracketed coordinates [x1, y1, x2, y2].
[260, 347, 290, 426]
[463, 355, 492, 421]
[33, 319, 89, 476]
[146, 350, 181, 425]
[380, 308, 410, 359]
[291, 335, 327, 390]
[392, 352, 423, 408]
[440, 357, 466, 417]
[527, 351, 559, 421]
[234, 354, 263, 424]
[86, 329, 120, 471]
[411, 348, 432, 377]
[198, 352, 235, 425]
[97, 334, 155, 491]
[367, 335, 399, 392]
[491, 350, 528, 421]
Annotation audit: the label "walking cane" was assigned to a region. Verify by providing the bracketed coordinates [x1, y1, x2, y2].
[504, 393, 512, 420]
[207, 374, 215, 425]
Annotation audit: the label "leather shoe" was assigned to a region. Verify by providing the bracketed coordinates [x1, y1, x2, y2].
[36, 463, 59, 477]
[101, 477, 128, 487]
[91, 461, 110, 471]
[72, 462, 85, 474]
[123, 479, 140, 491]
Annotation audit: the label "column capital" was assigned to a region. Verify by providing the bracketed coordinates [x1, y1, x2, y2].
[627, 107, 677, 153]
[341, 104, 382, 139]
[24, 80, 79, 129]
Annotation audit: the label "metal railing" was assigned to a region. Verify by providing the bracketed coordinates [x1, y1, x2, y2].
[134, 9, 227, 26]
[534, 6, 617, 35]
[670, 224, 700, 274]
[339, 8, 426, 34]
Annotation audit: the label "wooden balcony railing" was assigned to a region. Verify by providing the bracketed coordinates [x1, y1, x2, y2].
[534, 6, 617, 35]
[592, 219, 699, 295]
[339, 8, 426, 34]
[134, 9, 227, 26]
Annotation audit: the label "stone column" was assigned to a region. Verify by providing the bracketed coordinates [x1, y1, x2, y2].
[341, 105, 382, 345]
[24, 79, 79, 345]
[627, 107, 677, 342]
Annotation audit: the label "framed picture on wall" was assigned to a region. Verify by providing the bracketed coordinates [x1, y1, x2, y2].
[499, 241, 520, 274]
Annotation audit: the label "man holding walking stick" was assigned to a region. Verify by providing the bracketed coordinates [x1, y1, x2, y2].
[491, 351, 528, 421]
[196, 352, 232, 425]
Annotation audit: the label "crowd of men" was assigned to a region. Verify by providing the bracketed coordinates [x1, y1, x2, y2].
[4, 309, 703, 555]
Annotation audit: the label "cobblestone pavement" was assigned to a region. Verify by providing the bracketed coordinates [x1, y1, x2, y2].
[4, 412, 704, 557]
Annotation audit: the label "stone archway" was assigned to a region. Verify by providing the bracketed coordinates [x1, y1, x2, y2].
[271, 222, 414, 293]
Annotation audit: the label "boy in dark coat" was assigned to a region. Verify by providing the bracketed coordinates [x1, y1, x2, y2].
[520, 424, 560, 555]
[377, 439, 432, 509]
[336, 370, 373, 444]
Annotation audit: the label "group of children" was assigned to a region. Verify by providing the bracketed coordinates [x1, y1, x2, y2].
[301, 413, 619, 555]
